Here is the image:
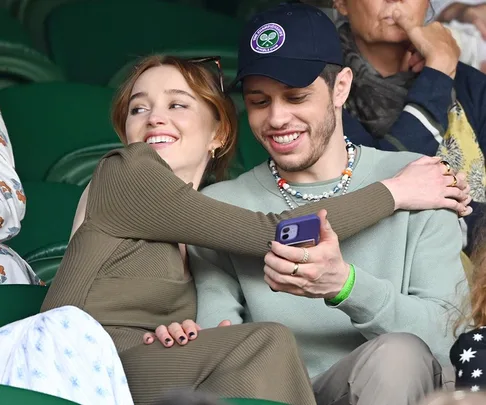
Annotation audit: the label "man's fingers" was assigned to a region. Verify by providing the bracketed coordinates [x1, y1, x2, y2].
[218, 320, 232, 327]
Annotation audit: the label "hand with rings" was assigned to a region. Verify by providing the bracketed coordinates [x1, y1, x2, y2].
[264, 210, 350, 299]
[380, 156, 472, 216]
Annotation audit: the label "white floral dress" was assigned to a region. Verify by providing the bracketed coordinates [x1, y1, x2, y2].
[0, 111, 40, 285]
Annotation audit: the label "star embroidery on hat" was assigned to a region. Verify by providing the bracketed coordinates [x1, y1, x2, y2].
[471, 385, 480, 392]
[473, 333, 484, 342]
[460, 348, 477, 363]
[458, 370, 464, 378]
[472, 369, 483, 379]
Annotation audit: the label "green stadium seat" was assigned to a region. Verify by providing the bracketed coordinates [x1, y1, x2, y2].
[236, 110, 268, 172]
[0, 284, 47, 327]
[0, 8, 64, 90]
[108, 45, 238, 89]
[16, 0, 82, 53]
[0, 385, 77, 404]
[5, 182, 83, 264]
[0, 82, 120, 186]
[45, 0, 243, 86]
[236, 0, 283, 20]
[0, 0, 21, 14]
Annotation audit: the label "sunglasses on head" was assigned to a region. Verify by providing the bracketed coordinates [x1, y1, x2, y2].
[185, 56, 225, 93]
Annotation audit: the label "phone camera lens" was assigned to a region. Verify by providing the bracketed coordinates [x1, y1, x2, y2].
[282, 234, 289, 240]
[283, 227, 290, 233]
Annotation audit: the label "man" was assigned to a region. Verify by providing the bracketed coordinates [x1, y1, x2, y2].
[188, 3, 466, 405]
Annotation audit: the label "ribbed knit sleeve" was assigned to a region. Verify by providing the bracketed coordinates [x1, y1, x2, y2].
[88, 143, 394, 256]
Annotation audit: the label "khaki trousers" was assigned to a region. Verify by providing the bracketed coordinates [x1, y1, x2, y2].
[312, 333, 451, 405]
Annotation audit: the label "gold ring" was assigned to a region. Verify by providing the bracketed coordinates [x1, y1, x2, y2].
[300, 248, 309, 264]
[291, 263, 299, 276]
[448, 175, 458, 187]
[440, 160, 452, 175]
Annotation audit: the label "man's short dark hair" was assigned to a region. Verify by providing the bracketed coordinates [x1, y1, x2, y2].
[319, 63, 344, 90]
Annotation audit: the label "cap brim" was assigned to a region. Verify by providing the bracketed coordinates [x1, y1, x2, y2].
[231, 57, 328, 90]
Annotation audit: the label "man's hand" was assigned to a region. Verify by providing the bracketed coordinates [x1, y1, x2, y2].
[264, 210, 349, 300]
[143, 319, 231, 347]
[393, 9, 460, 79]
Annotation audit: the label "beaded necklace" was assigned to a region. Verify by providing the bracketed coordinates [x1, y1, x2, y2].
[268, 136, 356, 210]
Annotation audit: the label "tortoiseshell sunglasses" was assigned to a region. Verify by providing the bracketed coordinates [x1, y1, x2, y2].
[186, 56, 225, 93]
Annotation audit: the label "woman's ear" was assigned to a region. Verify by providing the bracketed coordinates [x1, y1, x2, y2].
[333, 0, 348, 17]
[332, 67, 353, 108]
[209, 123, 225, 152]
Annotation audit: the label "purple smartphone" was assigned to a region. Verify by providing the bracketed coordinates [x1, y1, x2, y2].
[275, 214, 320, 247]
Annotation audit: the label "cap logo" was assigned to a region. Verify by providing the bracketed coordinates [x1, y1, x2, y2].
[250, 23, 285, 54]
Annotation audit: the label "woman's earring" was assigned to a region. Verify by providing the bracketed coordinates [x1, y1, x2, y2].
[210, 148, 216, 159]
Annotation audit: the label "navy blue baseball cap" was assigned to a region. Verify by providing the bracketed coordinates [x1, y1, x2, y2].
[234, 1, 344, 89]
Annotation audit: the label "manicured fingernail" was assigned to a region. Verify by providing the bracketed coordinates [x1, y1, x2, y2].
[188, 332, 195, 338]
[179, 336, 186, 342]
[164, 338, 172, 344]
[267, 241, 273, 248]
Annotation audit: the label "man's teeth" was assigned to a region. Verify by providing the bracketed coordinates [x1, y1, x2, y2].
[272, 133, 300, 144]
[146, 135, 176, 144]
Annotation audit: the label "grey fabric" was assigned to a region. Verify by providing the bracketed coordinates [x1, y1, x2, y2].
[339, 22, 417, 138]
[312, 333, 445, 405]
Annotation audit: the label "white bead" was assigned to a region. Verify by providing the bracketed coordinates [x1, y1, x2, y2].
[337, 183, 343, 189]
[291, 190, 297, 196]
[342, 174, 349, 181]
[329, 191, 334, 196]
[283, 183, 290, 190]
[303, 194, 308, 200]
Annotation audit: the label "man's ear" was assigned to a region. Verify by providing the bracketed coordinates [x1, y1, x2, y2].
[332, 67, 353, 108]
[333, 0, 349, 17]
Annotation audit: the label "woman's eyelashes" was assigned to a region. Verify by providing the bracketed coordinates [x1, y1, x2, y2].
[129, 100, 190, 115]
[130, 106, 148, 115]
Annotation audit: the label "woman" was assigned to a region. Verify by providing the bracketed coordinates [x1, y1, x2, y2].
[36, 54, 470, 405]
[333, 0, 486, 245]
[0, 111, 42, 285]
[450, 216, 486, 393]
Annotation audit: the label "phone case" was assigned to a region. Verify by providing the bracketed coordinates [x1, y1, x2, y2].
[275, 214, 320, 247]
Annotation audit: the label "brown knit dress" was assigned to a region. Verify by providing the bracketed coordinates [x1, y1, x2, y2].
[41, 142, 394, 405]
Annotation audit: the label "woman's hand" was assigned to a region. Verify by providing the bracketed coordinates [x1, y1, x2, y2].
[143, 319, 231, 347]
[393, 9, 460, 79]
[381, 156, 472, 215]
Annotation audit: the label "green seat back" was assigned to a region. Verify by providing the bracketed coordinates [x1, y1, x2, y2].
[46, 0, 243, 85]
[236, 111, 268, 172]
[108, 45, 238, 89]
[0, 285, 47, 327]
[0, 82, 119, 185]
[0, 384, 77, 404]
[24, 243, 67, 286]
[5, 182, 83, 258]
[17, 0, 82, 53]
[0, 8, 64, 88]
[0, 7, 32, 45]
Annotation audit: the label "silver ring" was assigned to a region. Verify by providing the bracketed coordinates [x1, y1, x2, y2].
[291, 263, 299, 276]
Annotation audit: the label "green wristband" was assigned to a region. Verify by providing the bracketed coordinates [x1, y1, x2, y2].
[327, 264, 356, 305]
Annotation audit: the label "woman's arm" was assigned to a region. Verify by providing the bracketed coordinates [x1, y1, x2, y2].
[87, 143, 465, 257]
[70, 181, 90, 239]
